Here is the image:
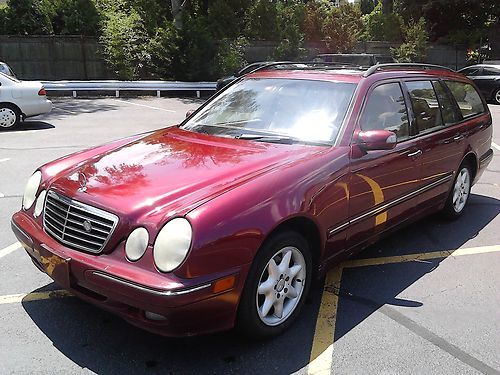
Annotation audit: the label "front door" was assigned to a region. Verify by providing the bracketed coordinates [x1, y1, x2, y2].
[347, 81, 421, 250]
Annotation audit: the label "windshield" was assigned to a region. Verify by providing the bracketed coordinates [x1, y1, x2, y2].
[182, 78, 356, 144]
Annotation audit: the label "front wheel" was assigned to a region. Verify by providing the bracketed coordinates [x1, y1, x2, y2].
[442, 163, 472, 219]
[237, 231, 312, 339]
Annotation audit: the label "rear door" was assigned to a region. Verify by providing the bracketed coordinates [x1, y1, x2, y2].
[403, 79, 463, 211]
[347, 81, 421, 249]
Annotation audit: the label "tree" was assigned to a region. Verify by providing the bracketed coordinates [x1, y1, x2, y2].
[2, 0, 53, 35]
[360, 0, 375, 15]
[392, 17, 428, 62]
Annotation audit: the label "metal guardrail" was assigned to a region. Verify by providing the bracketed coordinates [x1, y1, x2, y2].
[41, 80, 217, 98]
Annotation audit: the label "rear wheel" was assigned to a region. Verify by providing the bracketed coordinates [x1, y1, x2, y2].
[494, 88, 500, 105]
[0, 104, 20, 130]
[442, 163, 472, 219]
[237, 231, 312, 339]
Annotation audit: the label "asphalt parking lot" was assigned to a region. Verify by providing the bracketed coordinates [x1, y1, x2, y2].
[0, 97, 499, 375]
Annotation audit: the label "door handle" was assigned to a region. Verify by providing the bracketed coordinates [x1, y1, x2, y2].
[453, 134, 464, 142]
[407, 149, 422, 157]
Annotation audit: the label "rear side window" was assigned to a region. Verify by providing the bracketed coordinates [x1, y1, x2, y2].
[460, 67, 480, 76]
[360, 82, 409, 141]
[432, 81, 461, 125]
[406, 80, 443, 133]
[445, 81, 485, 118]
[482, 67, 500, 76]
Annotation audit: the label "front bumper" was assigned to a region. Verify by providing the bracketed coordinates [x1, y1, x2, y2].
[11, 211, 247, 337]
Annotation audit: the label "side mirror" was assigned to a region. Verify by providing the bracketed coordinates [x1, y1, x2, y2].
[185, 109, 195, 118]
[357, 129, 397, 151]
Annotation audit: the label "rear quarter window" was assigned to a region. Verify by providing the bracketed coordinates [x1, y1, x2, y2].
[445, 81, 485, 118]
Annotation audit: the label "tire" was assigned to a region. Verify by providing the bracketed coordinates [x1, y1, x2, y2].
[442, 162, 472, 219]
[237, 230, 312, 339]
[493, 88, 500, 105]
[0, 104, 20, 130]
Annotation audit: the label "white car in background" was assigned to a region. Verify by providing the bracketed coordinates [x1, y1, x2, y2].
[0, 72, 52, 130]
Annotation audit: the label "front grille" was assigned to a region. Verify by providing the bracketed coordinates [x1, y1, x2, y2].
[43, 190, 118, 253]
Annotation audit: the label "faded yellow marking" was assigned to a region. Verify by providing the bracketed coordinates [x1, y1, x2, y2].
[0, 290, 72, 305]
[356, 174, 387, 225]
[308, 265, 343, 375]
[344, 244, 500, 268]
[40, 254, 66, 277]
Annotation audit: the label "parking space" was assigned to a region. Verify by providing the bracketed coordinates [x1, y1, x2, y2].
[0, 98, 499, 374]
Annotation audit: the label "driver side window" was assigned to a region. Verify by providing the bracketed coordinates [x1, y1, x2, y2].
[360, 82, 410, 141]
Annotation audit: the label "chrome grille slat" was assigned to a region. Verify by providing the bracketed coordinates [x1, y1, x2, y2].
[43, 190, 119, 254]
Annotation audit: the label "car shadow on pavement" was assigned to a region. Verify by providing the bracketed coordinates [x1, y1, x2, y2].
[21, 194, 499, 374]
[2, 121, 55, 132]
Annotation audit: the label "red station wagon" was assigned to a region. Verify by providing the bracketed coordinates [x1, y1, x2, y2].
[12, 63, 493, 338]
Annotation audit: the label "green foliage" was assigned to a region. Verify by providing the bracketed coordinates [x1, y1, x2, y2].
[360, 0, 375, 15]
[273, 0, 306, 60]
[304, 1, 362, 53]
[1, 0, 53, 35]
[147, 23, 179, 79]
[50, 0, 101, 36]
[362, 1, 403, 42]
[391, 17, 428, 62]
[244, 0, 279, 40]
[99, 5, 150, 79]
[207, 0, 241, 40]
[214, 37, 248, 77]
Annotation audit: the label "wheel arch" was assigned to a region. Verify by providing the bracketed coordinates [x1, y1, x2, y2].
[0, 101, 22, 116]
[461, 152, 478, 181]
[263, 215, 323, 278]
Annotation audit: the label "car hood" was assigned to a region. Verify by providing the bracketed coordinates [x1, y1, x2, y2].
[49, 127, 325, 222]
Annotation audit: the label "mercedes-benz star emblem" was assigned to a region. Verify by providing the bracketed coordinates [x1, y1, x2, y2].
[77, 172, 87, 193]
[83, 220, 93, 233]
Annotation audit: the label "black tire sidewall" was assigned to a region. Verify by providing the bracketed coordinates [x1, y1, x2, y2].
[0, 104, 20, 130]
[237, 230, 312, 339]
[494, 88, 500, 105]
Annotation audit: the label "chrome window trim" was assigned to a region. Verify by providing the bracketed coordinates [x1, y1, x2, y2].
[43, 190, 119, 254]
[327, 173, 453, 237]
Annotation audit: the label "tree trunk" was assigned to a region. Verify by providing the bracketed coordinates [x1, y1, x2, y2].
[171, 0, 184, 29]
[382, 0, 393, 14]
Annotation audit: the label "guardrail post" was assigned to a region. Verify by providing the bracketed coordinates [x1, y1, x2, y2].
[115, 90, 119, 98]
[157, 90, 161, 98]
[72, 91, 77, 98]
[196, 90, 200, 98]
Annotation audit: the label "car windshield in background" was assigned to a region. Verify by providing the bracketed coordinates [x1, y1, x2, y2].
[182, 78, 356, 145]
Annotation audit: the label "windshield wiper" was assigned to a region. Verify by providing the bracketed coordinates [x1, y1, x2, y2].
[235, 134, 296, 144]
[236, 133, 331, 146]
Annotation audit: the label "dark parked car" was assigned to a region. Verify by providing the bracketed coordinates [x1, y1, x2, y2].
[314, 53, 395, 66]
[458, 64, 500, 104]
[12, 63, 492, 338]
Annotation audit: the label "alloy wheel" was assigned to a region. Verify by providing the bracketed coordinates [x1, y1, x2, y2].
[0, 107, 17, 128]
[452, 167, 470, 213]
[495, 89, 500, 105]
[256, 246, 306, 326]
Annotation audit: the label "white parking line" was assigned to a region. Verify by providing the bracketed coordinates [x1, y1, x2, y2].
[492, 142, 500, 152]
[0, 158, 10, 163]
[110, 98, 176, 113]
[0, 242, 21, 259]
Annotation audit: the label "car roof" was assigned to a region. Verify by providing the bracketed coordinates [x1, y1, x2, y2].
[246, 66, 465, 84]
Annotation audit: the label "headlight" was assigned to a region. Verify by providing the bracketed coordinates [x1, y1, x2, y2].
[33, 190, 47, 217]
[22, 171, 42, 210]
[125, 227, 149, 261]
[153, 218, 192, 272]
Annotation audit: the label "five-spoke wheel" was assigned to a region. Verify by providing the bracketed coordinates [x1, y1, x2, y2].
[443, 162, 472, 219]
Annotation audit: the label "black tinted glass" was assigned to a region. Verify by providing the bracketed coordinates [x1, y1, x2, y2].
[482, 67, 500, 76]
[432, 81, 461, 125]
[360, 82, 409, 141]
[406, 81, 443, 133]
[445, 81, 485, 117]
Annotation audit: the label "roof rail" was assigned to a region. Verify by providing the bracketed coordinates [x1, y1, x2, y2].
[363, 63, 454, 77]
[246, 61, 367, 75]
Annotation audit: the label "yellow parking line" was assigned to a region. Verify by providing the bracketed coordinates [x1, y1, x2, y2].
[308, 265, 343, 375]
[307, 243, 500, 374]
[343, 244, 500, 269]
[0, 290, 72, 305]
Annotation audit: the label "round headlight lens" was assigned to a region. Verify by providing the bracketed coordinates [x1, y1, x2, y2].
[125, 227, 149, 261]
[33, 190, 47, 217]
[153, 218, 192, 272]
[22, 171, 42, 210]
